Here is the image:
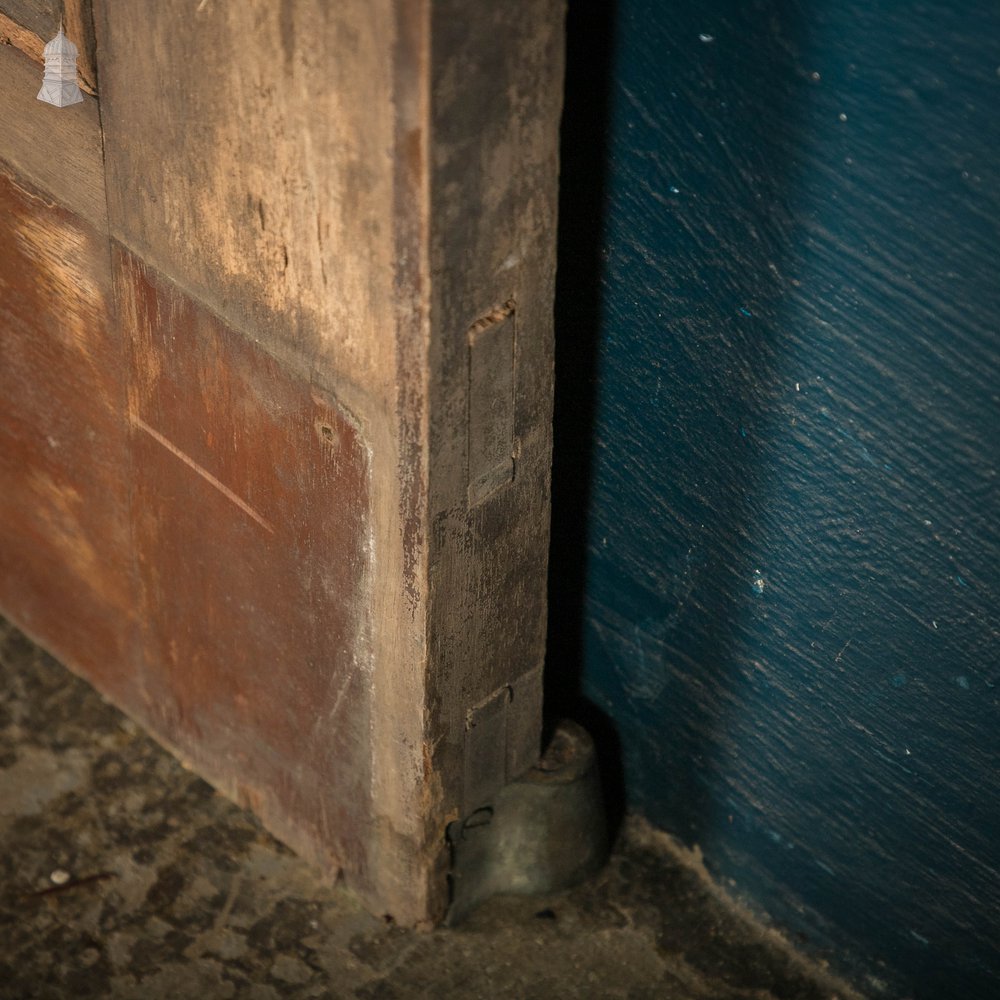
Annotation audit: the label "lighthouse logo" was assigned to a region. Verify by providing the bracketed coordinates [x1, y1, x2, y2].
[37, 26, 84, 108]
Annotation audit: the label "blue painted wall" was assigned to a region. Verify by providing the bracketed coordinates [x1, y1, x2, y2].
[548, 1, 1000, 996]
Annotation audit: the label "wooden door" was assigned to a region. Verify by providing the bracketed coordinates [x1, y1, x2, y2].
[0, 0, 563, 924]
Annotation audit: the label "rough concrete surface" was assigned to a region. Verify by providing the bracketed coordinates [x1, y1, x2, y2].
[0, 618, 859, 999]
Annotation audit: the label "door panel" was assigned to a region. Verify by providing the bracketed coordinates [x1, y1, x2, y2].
[118, 248, 374, 877]
[0, 0, 563, 924]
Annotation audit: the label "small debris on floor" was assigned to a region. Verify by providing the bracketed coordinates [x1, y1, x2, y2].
[0, 619, 859, 1000]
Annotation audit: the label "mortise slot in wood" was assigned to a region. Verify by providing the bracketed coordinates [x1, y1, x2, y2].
[467, 300, 516, 506]
[462, 669, 543, 814]
[467, 299, 514, 336]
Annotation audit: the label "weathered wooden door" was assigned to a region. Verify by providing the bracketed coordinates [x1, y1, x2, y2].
[0, 0, 563, 924]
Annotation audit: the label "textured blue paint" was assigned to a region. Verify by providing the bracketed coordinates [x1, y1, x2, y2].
[551, 0, 1000, 996]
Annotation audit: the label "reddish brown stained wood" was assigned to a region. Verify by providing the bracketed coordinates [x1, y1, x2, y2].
[0, 161, 380, 900]
[0, 168, 137, 695]
[116, 246, 375, 882]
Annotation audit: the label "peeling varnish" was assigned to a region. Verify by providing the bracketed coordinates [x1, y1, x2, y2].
[133, 416, 275, 534]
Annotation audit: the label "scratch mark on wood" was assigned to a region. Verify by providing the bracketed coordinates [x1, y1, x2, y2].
[325, 670, 353, 725]
[133, 416, 274, 534]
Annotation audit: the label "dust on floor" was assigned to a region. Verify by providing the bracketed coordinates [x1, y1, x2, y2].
[0, 619, 860, 999]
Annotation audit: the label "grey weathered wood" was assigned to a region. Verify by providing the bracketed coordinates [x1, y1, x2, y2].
[0, 42, 103, 227]
[467, 303, 516, 505]
[0, 1, 98, 93]
[0, 0, 60, 38]
[427, 0, 564, 819]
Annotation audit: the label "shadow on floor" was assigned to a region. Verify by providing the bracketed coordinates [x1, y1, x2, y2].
[0, 619, 856, 999]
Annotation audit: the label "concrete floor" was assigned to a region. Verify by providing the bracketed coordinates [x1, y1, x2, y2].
[0, 618, 860, 1000]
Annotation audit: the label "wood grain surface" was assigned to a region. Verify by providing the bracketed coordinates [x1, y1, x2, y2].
[0, 42, 103, 226]
[0, 0, 564, 925]
[117, 247, 375, 886]
[94, 0, 397, 395]
[93, 11, 436, 917]
[426, 0, 563, 819]
[0, 166, 377, 890]
[0, 168, 136, 698]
